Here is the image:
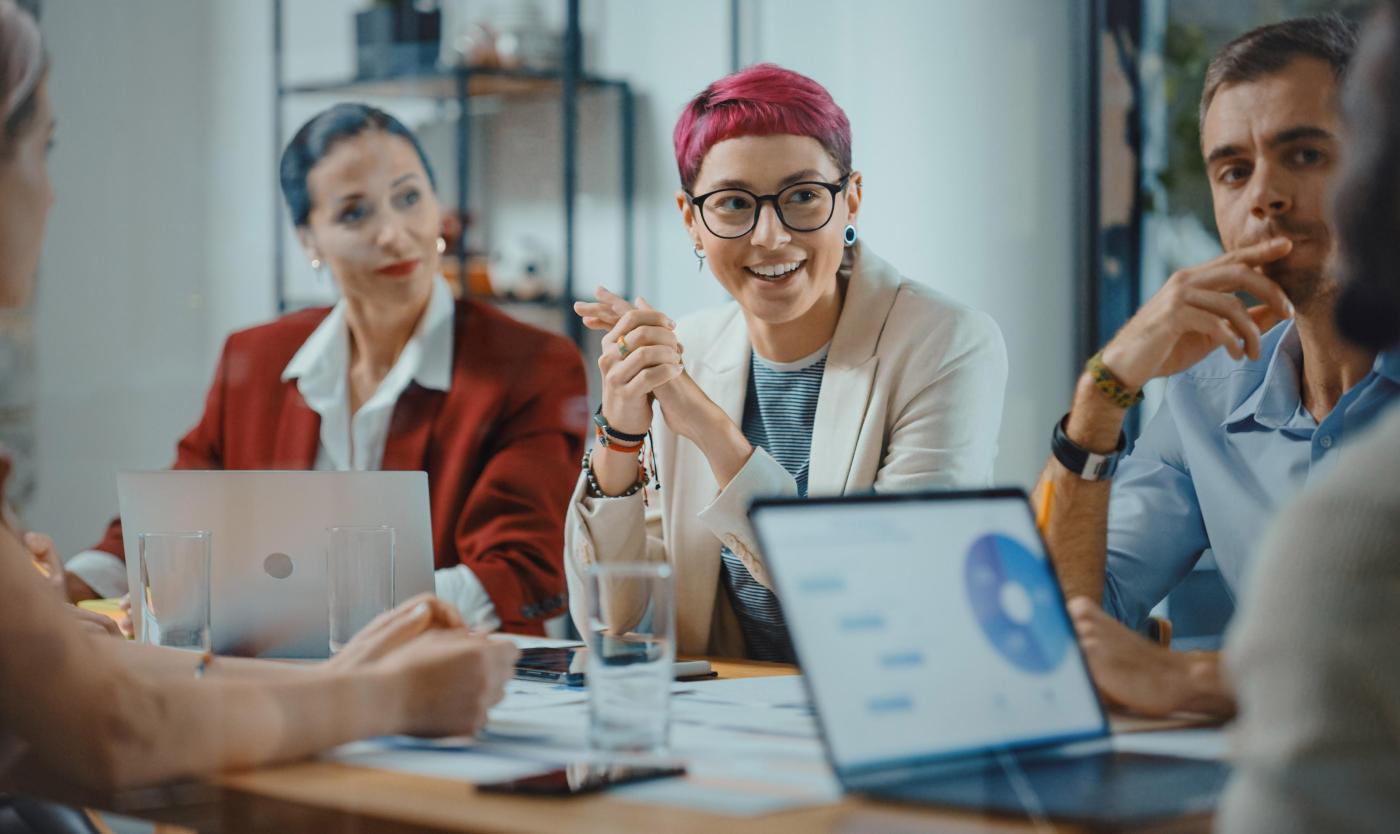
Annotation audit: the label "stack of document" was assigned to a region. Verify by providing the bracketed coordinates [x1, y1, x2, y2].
[328, 671, 841, 816]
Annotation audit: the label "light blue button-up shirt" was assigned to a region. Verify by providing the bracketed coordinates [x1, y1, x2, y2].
[1103, 320, 1400, 628]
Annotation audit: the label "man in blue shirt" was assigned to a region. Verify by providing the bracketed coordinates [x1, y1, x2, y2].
[1040, 15, 1400, 719]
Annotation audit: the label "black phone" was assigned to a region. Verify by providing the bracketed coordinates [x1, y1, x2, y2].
[476, 763, 686, 797]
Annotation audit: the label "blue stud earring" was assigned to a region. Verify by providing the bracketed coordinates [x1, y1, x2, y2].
[843, 224, 858, 247]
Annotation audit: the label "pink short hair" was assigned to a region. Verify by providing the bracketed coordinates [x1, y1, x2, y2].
[673, 63, 852, 192]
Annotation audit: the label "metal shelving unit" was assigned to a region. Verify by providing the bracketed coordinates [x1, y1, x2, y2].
[271, 0, 634, 349]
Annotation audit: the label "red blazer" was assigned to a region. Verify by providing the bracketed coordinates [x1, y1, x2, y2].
[95, 298, 588, 634]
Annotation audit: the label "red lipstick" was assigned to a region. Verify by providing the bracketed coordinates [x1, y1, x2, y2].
[375, 259, 420, 278]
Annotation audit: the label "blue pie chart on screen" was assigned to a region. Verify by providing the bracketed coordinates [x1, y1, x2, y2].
[964, 534, 1069, 674]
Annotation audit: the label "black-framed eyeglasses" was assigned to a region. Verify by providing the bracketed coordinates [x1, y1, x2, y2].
[687, 173, 852, 240]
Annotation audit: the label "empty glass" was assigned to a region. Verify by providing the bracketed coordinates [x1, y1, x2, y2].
[584, 562, 675, 754]
[138, 531, 212, 652]
[327, 525, 395, 654]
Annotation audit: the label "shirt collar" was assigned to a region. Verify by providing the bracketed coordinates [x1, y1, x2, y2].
[281, 278, 455, 395]
[1222, 320, 1305, 431]
[413, 277, 455, 392]
[1375, 343, 1400, 388]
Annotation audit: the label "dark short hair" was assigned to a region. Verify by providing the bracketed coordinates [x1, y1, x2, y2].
[279, 103, 436, 228]
[1334, 1, 1400, 351]
[1199, 14, 1359, 132]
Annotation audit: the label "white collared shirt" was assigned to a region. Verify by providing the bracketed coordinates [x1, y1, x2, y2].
[282, 277, 456, 472]
[71, 278, 500, 630]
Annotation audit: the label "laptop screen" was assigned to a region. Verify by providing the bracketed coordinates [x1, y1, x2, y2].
[751, 490, 1107, 774]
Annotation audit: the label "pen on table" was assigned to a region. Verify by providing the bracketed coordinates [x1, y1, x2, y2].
[1035, 479, 1055, 536]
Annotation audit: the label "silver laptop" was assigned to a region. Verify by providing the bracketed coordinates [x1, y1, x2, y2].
[119, 470, 435, 659]
[749, 488, 1227, 825]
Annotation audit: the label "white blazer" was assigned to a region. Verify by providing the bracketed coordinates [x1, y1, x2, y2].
[565, 247, 1008, 657]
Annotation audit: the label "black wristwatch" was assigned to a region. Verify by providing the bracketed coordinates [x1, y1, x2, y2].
[1051, 414, 1126, 481]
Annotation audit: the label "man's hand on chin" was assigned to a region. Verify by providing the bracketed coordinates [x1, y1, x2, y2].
[1066, 596, 1236, 719]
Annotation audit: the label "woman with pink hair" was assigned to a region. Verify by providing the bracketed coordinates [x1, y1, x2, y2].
[567, 64, 1008, 659]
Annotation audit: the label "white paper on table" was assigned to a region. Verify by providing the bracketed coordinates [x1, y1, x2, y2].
[328, 701, 842, 817]
[491, 679, 589, 714]
[330, 744, 554, 784]
[673, 675, 810, 708]
[670, 699, 817, 739]
[1111, 728, 1227, 761]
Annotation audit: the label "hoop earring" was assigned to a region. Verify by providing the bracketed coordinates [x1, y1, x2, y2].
[436, 236, 447, 255]
[843, 224, 858, 247]
[693, 245, 707, 272]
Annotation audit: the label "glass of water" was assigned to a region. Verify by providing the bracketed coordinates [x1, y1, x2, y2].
[138, 531, 211, 652]
[584, 562, 675, 754]
[327, 525, 395, 654]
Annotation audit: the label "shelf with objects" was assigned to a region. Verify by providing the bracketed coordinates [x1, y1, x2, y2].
[270, 0, 635, 351]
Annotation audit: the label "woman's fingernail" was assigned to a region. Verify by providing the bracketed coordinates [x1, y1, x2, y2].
[412, 602, 430, 619]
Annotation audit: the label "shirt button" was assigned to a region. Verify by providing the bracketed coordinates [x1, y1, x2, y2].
[1320, 435, 1334, 449]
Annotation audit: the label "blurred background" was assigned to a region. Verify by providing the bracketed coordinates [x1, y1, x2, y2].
[5, 0, 1373, 642]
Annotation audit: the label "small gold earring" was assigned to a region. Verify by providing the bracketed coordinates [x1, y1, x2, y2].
[436, 237, 447, 255]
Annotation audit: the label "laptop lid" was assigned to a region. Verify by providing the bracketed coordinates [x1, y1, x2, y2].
[118, 470, 436, 659]
[750, 488, 1108, 784]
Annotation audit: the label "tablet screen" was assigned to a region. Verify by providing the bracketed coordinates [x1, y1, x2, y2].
[752, 492, 1106, 774]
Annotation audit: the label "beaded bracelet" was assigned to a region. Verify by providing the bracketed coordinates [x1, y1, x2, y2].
[1085, 352, 1145, 409]
[582, 449, 649, 499]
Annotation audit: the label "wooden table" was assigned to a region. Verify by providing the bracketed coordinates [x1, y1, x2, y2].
[6, 659, 1213, 834]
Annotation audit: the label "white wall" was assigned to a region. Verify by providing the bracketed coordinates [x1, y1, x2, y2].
[29, 0, 1077, 556]
[33, 1, 221, 555]
[752, 0, 1079, 486]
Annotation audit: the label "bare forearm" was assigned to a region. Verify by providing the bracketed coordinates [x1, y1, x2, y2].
[1041, 374, 1130, 601]
[1, 535, 402, 789]
[100, 638, 320, 682]
[693, 411, 753, 491]
[592, 445, 646, 495]
[98, 667, 401, 788]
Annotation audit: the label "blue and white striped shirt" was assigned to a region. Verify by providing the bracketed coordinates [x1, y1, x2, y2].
[720, 343, 829, 662]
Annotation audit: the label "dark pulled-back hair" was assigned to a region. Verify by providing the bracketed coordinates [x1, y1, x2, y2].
[279, 103, 436, 227]
[1199, 14, 1359, 132]
[1334, 0, 1400, 351]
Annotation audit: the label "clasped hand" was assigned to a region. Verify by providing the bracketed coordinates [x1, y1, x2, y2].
[574, 287, 717, 443]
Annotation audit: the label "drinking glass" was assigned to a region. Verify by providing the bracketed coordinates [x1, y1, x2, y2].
[137, 531, 211, 652]
[584, 562, 676, 754]
[327, 525, 395, 654]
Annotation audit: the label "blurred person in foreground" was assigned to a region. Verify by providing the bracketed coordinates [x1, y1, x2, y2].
[1220, 2, 1400, 830]
[0, 0, 517, 792]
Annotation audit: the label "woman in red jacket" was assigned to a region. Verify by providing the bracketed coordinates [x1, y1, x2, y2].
[63, 104, 587, 634]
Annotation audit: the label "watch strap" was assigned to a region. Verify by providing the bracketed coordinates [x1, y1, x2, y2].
[1051, 414, 1126, 481]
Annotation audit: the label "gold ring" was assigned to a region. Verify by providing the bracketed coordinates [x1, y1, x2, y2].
[617, 334, 630, 357]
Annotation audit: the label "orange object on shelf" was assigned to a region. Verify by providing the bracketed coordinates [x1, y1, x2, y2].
[439, 257, 494, 299]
